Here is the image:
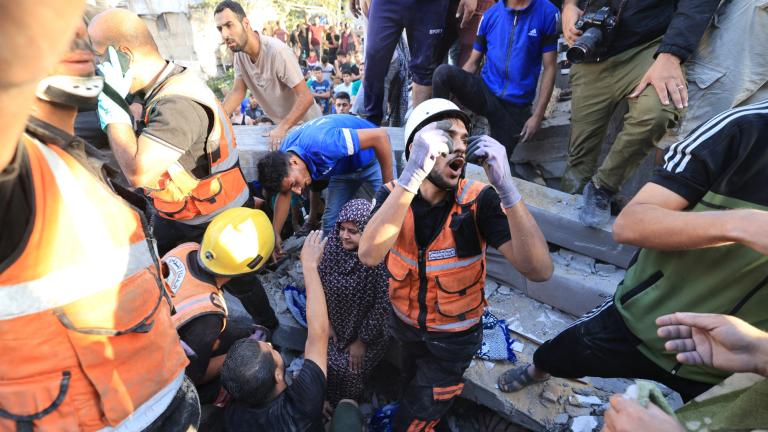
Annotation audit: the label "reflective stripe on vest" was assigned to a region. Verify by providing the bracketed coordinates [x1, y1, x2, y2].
[0, 135, 187, 430]
[386, 179, 489, 332]
[162, 243, 228, 330]
[143, 67, 249, 224]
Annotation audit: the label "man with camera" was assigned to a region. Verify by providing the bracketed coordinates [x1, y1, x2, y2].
[560, 0, 719, 227]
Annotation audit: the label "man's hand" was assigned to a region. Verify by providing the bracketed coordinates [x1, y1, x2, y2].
[398, 121, 452, 194]
[345, 339, 366, 374]
[300, 230, 327, 269]
[520, 115, 543, 143]
[271, 239, 285, 263]
[562, 2, 584, 46]
[456, 0, 478, 28]
[656, 312, 768, 376]
[466, 135, 521, 208]
[264, 126, 288, 151]
[629, 53, 687, 109]
[603, 395, 685, 432]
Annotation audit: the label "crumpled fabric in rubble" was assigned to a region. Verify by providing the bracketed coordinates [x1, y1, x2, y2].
[475, 310, 517, 362]
[284, 284, 307, 328]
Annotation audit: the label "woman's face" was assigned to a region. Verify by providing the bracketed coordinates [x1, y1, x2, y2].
[339, 221, 362, 251]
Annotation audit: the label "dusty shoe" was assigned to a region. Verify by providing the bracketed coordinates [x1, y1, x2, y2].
[579, 181, 613, 227]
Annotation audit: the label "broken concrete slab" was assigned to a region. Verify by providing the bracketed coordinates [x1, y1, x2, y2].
[465, 164, 637, 268]
[487, 248, 623, 317]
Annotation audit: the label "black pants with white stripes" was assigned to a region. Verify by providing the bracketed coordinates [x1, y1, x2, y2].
[532, 299, 713, 402]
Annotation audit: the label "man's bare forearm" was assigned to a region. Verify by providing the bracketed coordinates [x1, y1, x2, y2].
[358, 185, 413, 266]
[532, 57, 556, 119]
[615, 204, 758, 250]
[106, 123, 141, 185]
[272, 191, 292, 242]
[497, 201, 552, 282]
[278, 85, 313, 131]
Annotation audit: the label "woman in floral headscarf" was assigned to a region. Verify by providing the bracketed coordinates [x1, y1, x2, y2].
[318, 199, 391, 406]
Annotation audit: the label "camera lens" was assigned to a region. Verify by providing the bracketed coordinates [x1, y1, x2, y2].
[566, 27, 604, 64]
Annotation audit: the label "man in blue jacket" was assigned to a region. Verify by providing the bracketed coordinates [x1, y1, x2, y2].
[432, 0, 559, 156]
[257, 115, 394, 255]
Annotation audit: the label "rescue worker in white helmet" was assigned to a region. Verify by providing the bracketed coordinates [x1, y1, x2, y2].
[161, 207, 275, 402]
[0, 7, 198, 430]
[358, 98, 553, 431]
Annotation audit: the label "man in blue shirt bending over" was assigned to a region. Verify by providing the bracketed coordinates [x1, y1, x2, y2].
[258, 114, 394, 255]
[432, 0, 559, 156]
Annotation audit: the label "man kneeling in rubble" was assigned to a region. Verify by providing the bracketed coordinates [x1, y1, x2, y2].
[220, 231, 364, 431]
[161, 207, 276, 403]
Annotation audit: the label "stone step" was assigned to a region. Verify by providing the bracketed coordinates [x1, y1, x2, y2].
[487, 247, 623, 317]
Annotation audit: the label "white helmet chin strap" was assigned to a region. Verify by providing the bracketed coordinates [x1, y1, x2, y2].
[36, 75, 104, 109]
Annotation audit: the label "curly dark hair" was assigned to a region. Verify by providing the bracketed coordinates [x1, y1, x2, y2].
[257, 151, 291, 195]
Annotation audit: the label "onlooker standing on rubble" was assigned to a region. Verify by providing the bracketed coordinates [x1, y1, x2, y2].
[89, 8, 251, 256]
[362, 0, 478, 125]
[359, 99, 552, 431]
[438, 0, 495, 68]
[319, 199, 391, 406]
[215, 1, 321, 150]
[499, 102, 768, 402]
[0, 9, 196, 429]
[257, 114, 395, 255]
[558, 0, 720, 227]
[432, 0, 559, 157]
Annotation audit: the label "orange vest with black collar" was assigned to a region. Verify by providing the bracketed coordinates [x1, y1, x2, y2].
[385, 178, 489, 333]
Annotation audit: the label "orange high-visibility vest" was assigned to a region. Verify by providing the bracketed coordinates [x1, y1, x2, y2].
[386, 179, 489, 333]
[143, 66, 249, 225]
[0, 131, 188, 431]
[162, 242, 228, 331]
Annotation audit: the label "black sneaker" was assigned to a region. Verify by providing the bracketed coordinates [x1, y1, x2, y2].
[579, 181, 613, 227]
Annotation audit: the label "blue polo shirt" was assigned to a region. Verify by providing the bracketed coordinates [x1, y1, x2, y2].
[474, 0, 559, 105]
[280, 115, 378, 180]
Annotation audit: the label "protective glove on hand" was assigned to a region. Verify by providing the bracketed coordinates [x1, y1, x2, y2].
[398, 121, 453, 194]
[96, 46, 133, 130]
[466, 135, 521, 208]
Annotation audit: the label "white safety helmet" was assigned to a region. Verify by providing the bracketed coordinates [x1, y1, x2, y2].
[403, 98, 470, 160]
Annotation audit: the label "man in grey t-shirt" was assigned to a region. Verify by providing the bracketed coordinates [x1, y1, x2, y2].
[214, 1, 321, 150]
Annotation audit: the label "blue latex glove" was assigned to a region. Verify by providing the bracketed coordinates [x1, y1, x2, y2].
[466, 135, 521, 208]
[96, 46, 133, 130]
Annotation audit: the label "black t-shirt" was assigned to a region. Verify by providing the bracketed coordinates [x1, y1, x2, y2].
[141, 96, 210, 178]
[650, 101, 768, 207]
[0, 143, 33, 271]
[339, 62, 360, 76]
[372, 183, 512, 249]
[224, 359, 326, 432]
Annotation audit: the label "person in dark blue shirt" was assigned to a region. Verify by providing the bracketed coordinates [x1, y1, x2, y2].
[257, 114, 394, 256]
[432, 0, 559, 156]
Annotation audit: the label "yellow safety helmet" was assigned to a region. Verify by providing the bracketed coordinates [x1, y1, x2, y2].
[198, 208, 275, 276]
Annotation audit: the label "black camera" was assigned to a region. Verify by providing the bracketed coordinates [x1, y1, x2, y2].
[566, 6, 617, 64]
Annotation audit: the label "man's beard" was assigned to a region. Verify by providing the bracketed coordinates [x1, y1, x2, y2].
[427, 169, 457, 191]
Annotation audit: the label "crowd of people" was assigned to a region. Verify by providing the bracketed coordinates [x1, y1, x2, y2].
[1, 0, 767, 431]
